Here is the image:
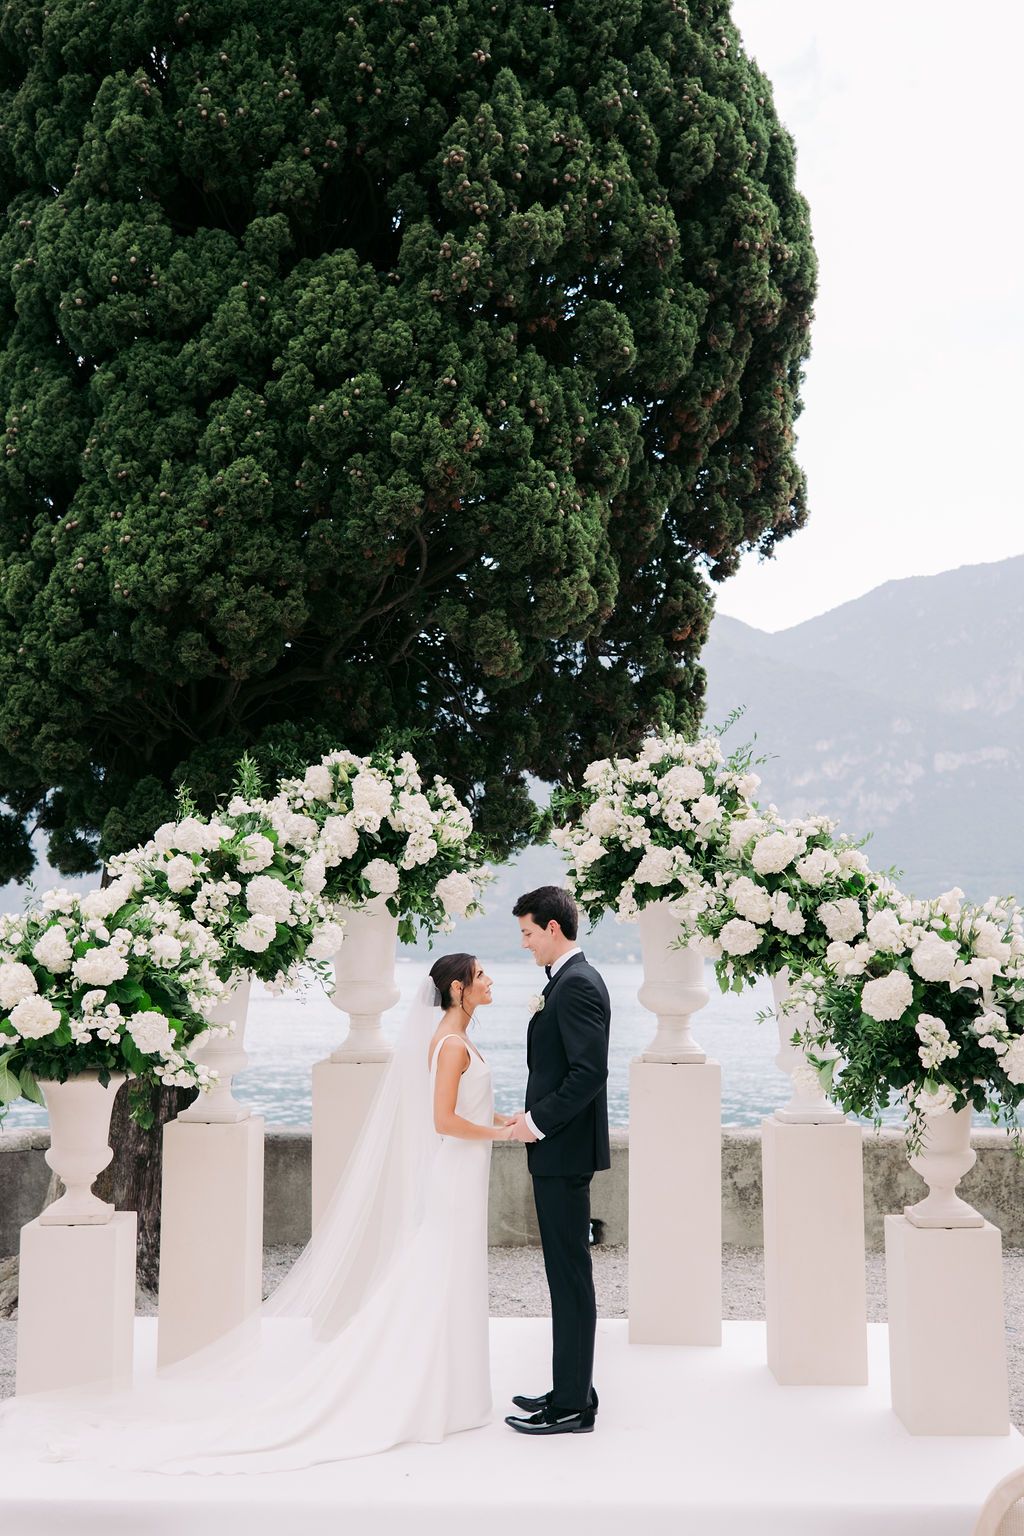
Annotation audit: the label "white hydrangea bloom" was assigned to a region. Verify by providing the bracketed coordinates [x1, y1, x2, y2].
[302, 853, 327, 895]
[861, 969, 913, 1022]
[236, 914, 278, 953]
[911, 933, 960, 984]
[770, 891, 806, 936]
[719, 918, 764, 956]
[303, 764, 334, 800]
[727, 876, 772, 925]
[572, 838, 607, 871]
[72, 946, 130, 987]
[307, 921, 345, 960]
[31, 925, 73, 974]
[363, 859, 401, 896]
[751, 830, 803, 875]
[836, 845, 871, 875]
[127, 1010, 176, 1055]
[659, 764, 705, 801]
[237, 834, 275, 873]
[8, 994, 61, 1039]
[173, 817, 215, 855]
[165, 854, 199, 892]
[633, 846, 676, 887]
[866, 908, 905, 952]
[795, 847, 840, 888]
[322, 814, 360, 863]
[434, 871, 477, 918]
[149, 933, 183, 968]
[817, 898, 865, 943]
[245, 875, 293, 922]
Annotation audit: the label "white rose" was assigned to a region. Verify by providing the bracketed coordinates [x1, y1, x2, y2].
[770, 891, 806, 936]
[307, 921, 345, 960]
[280, 812, 318, 846]
[861, 969, 913, 1022]
[363, 859, 401, 896]
[719, 918, 764, 957]
[911, 933, 960, 984]
[727, 876, 772, 925]
[245, 875, 293, 922]
[127, 1010, 176, 1055]
[72, 946, 130, 987]
[303, 764, 333, 800]
[582, 801, 621, 839]
[817, 898, 865, 943]
[936, 888, 966, 918]
[434, 871, 477, 919]
[734, 772, 761, 799]
[913, 1082, 957, 1117]
[1003, 1038, 1024, 1086]
[31, 926, 73, 974]
[153, 821, 178, 853]
[795, 847, 840, 888]
[825, 940, 856, 971]
[691, 793, 723, 828]
[972, 921, 1011, 963]
[572, 838, 606, 871]
[236, 914, 278, 953]
[727, 816, 765, 856]
[752, 831, 803, 875]
[237, 834, 275, 873]
[836, 845, 871, 875]
[149, 933, 183, 968]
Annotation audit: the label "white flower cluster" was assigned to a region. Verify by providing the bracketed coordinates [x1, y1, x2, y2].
[552, 732, 762, 924]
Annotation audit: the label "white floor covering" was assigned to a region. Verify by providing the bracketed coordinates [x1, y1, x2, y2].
[1, 1317, 1022, 1535]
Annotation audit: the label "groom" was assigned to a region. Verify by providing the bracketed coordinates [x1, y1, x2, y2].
[504, 886, 611, 1437]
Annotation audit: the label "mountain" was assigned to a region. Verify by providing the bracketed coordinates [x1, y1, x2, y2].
[701, 555, 1024, 903]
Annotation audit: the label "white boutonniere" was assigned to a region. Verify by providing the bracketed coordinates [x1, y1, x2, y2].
[529, 994, 545, 1015]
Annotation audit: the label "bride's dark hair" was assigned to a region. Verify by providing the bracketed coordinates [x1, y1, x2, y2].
[429, 953, 476, 1009]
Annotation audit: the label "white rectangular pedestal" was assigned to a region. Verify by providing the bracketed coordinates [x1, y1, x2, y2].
[762, 1118, 867, 1385]
[311, 1058, 390, 1227]
[16, 1211, 136, 1396]
[886, 1214, 1009, 1435]
[629, 1058, 721, 1345]
[157, 1116, 264, 1367]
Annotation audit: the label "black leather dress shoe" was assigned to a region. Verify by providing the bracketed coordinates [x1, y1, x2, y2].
[512, 1388, 599, 1415]
[505, 1405, 596, 1436]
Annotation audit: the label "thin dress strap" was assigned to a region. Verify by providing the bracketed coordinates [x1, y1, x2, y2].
[430, 1033, 472, 1073]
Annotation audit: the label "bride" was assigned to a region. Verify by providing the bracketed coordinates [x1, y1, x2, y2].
[4, 953, 516, 1472]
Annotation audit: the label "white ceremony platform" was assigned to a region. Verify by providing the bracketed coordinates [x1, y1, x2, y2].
[2, 1317, 1021, 1536]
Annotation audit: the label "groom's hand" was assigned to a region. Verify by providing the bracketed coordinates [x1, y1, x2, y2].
[508, 1113, 538, 1144]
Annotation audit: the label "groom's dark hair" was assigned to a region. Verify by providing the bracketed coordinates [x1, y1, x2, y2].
[512, 886, 579, 941]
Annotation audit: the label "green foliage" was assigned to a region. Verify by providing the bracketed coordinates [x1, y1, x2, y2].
[0, 0, 815, 877]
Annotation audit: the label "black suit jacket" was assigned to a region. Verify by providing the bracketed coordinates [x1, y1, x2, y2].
[525, 952, 611, 1177]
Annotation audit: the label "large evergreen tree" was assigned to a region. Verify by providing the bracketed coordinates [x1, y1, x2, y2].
[0, 0, 815, 876]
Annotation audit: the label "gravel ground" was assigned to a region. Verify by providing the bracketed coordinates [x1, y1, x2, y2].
[3, 1244, 1023, 1429]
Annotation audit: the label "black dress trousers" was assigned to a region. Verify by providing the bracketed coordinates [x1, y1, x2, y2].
[531, 1172, 597, 1415]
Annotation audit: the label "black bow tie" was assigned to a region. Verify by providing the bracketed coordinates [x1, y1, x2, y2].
[544, 965, 552, 978]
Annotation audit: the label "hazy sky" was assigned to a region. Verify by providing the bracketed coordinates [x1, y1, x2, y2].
[715, 0, 1024, 631]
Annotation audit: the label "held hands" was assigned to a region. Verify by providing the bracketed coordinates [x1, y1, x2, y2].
[507, 1112, 538, 1144]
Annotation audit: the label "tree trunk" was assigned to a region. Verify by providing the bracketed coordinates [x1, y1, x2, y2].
[93, 1080, 198, 1293]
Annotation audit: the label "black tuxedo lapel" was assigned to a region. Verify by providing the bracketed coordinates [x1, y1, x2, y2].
[541, 950, 587, 1001]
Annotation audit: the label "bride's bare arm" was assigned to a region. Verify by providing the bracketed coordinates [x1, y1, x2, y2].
[433, 1040, 513, 1141]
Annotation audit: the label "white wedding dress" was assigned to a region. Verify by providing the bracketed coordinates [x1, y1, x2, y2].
[1, 981, 495, 1474]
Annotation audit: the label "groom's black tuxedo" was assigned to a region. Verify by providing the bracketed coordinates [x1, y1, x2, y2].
[523, 951, 611, 1418]
[525, 952, 611, 1176]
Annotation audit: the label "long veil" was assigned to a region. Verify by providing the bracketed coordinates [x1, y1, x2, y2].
[1, 973, 449, 1471]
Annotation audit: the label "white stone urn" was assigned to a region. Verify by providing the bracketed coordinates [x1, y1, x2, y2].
[38, 1071, 127, 1225]
[637, 900, 710, 1062]
[905, 1103, 984, 1228]
[328, 895, 399, 1062]
[770, 970, 846, 1124]
[179, 975, 253, 1124]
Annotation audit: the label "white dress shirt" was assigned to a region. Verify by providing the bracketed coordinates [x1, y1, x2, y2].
[525, 947, 582, 1140]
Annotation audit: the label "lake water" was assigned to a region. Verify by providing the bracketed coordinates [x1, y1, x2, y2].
[1, 961, 922, 1132]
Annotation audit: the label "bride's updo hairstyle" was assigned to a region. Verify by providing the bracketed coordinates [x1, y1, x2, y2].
[429, 954, 476, 1010]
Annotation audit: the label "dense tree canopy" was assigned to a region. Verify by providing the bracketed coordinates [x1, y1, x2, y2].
[0, 0, 815, 876]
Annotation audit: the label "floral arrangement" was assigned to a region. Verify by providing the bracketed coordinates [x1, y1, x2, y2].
[108, 776, 345, 992]
[681, 809, 877, 993]
[270, 747, 489, 942]
[549, 731, 764, 926]
[788, 886, 1024, 1150]
[0, 876, 224, 1126]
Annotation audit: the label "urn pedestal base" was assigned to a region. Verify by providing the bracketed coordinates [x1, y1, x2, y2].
[157, 1116, 265, 1368]
[628, 1058, 721, 1345]
[885, 1214, 1009, 1435]
[762, 1118, 867, 1384]
[311, 1058, 391, 1228]
[16, 1212, 137, 1396]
